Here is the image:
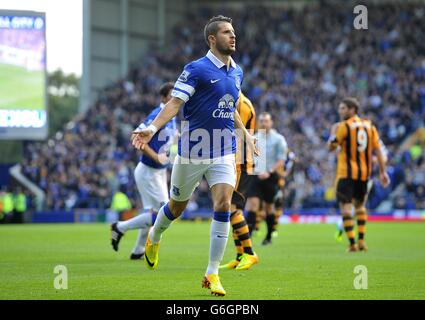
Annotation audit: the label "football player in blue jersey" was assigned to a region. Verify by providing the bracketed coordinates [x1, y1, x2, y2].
[132, 15, 258, 296]
[110, 82, 177, 259]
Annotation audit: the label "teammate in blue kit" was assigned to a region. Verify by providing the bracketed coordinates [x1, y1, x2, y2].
[132, 15, 258, 296]
[110, 82, 177, 259]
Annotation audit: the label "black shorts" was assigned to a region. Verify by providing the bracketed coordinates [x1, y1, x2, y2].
[336, 178, 368, 204]
[231, 171, 255, 210]
[246, 172, 279, 204]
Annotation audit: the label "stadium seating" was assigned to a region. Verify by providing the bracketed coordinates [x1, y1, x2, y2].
[21, 2, 425, 211]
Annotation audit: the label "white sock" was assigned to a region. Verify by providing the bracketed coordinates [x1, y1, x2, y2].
[117, 210, 151, 233]
[150, 204, 175, 243]
[336, 218, 343, 231]
[132, 227, 150, 254]
[206, 217, 230, 275]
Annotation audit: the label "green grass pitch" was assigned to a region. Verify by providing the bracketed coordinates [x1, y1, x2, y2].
[0, 63, 45, 110]
[0, 222, 424, 300]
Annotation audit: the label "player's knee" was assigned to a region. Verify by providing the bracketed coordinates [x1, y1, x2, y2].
[264, 203, 273, 214]
[167, 199, 188, 217]
[213, 197, 232, 212]
[340, 209, 350, 217]
[354, 201, 365, 210]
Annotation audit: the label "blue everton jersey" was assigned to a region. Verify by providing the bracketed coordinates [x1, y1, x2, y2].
[138, 103, 177, 169]
[171, 50, 243, 159]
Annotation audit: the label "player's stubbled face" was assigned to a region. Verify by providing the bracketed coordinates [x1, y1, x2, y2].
[338, 103, 350, 120]
[215, 22, 236, 55]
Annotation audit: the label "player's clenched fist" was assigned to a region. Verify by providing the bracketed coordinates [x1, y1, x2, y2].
[380, 171, 391, 188]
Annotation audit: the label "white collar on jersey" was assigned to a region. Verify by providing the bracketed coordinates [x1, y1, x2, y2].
[159, 102, 165, 109]
[206, 50, 236, 70]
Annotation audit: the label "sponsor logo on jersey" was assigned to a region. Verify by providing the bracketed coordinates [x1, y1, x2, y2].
[172, 185, 180, 197]
[212, 94, 235, 119]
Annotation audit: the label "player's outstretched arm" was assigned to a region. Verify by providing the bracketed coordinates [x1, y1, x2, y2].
[151, 97, 184, 131]
[132, 97, 184, 149]
[234, 108, 260, 155]
[371, 125, 390, 188]
[375, 146, 390, 188]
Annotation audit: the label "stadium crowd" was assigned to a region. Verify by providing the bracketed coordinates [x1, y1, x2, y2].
[21, 2, 425, 211]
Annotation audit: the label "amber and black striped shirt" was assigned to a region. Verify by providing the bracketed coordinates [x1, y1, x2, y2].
[333, 115, 380, 181]
[236, 92, 256, 174]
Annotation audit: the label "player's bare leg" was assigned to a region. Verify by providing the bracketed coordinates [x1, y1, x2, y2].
[144, 199, 187, 269]
[220, 203, 243, 269]
[220, 202, 259, 270]
[202, 183, 233, 296]
[354, 199, 368, 251]
[340, 202, 357, 252]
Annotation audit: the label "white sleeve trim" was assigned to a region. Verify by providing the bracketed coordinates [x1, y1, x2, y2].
[174, 81, 195, 96]
[134, 123, 146, 132]
[171, 89, 190, 103]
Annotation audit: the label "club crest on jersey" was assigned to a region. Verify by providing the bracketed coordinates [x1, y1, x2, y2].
[172, 185, 180, 196]
[178, 70, 190, 82]
[235, 76, 241, 90]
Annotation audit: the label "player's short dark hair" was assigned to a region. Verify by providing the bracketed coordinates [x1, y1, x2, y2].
[259, 111, 272, 119]
[159, 82, 174, 97]
[342, 97, 360, 113]
[204, 15, 233, 47]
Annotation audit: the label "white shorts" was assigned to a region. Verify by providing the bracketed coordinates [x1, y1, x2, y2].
[170, 154, 236, 202]
[134, 162, 169, 211]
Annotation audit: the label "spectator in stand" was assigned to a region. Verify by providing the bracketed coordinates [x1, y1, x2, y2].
[21, 2, 425, 211]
